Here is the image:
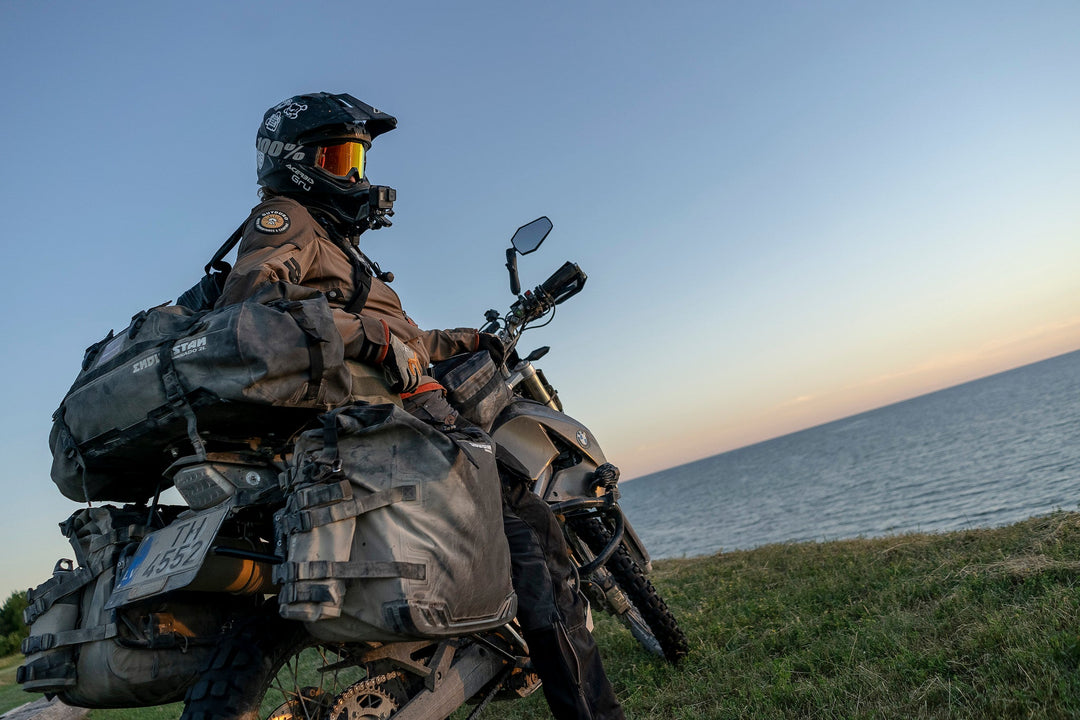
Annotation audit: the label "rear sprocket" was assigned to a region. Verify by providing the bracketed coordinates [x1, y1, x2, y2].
[328, 672, 405, 720]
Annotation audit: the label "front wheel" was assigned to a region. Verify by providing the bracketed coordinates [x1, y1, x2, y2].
[570, 516, 689, 664]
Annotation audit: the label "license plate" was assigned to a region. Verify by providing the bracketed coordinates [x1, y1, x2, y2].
[106, 505, 230, 608]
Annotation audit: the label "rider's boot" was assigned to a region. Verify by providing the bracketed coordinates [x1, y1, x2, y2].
[502, 481, 626, 720]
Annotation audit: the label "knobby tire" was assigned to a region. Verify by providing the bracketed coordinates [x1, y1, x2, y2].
[573, 516, 689, 664]
[181, 611, 310, 720]
[182, 607, 418, 720]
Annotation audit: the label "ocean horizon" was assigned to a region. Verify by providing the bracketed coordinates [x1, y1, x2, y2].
[619, 349, 1080, 559]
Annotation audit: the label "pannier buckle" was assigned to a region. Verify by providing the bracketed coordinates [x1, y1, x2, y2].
[310, 458, 343, 483]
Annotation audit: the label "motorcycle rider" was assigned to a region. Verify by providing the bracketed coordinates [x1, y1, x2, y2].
[215, 92, 625, 720]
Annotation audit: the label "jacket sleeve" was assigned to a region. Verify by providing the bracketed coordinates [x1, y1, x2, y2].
[417, 327, 481, 364]
[337, 311, 393, 361]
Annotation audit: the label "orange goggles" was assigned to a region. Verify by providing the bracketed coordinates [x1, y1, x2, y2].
[315, 141, 366, 178]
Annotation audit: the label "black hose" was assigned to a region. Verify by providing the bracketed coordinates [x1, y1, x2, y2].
[562, 505, 625, 577]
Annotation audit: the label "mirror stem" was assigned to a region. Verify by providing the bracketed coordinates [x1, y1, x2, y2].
[506, 248, 521, 295]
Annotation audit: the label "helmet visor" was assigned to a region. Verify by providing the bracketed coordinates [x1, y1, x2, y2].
[315, 141, 366, 178]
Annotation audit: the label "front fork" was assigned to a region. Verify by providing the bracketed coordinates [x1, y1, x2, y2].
[551, 463, 651, 576]
[508, 361, 563, 412]
[553, 465, 652, 617]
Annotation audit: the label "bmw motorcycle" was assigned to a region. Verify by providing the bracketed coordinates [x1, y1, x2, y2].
[26, 218, 687, 720]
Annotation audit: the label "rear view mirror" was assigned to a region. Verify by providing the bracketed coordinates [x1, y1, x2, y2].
[510, 217, 552, 256]
[507, 217, 553, 295]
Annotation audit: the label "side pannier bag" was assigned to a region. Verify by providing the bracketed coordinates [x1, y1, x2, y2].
[50, 282, 351, 503]
[18, 506, 236, 708]
[275, 403, 516, 642]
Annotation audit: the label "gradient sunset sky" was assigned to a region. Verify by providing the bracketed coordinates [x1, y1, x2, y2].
[2, 1, 1079, 598]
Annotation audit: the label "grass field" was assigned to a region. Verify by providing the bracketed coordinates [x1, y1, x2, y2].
[6, 511, 1080, 718]
[0, 653, 34, 716]
[467, 511, 1080, 718]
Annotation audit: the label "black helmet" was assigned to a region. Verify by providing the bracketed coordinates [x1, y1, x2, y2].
[256, 92, 397, 230]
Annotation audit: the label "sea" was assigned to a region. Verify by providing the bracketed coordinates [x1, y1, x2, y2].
[618, 348, 1080, 559]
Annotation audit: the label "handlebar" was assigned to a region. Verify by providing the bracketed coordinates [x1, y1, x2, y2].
[510, 262, 588, 326]
[485, 259, 588, 357]
[541, 262, 587, 305]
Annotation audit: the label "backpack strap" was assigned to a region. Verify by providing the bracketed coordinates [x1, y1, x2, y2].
[204, 217, 250, 277]
[342, 245, 374, 314]
[309, 210, 375, 313]
[177, 216, 252, 311]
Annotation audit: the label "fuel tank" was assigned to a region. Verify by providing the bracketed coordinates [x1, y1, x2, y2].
[491, 400, 607, 501]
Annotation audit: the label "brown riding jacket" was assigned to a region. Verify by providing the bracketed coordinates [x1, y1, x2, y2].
[216, 196, 479, 393]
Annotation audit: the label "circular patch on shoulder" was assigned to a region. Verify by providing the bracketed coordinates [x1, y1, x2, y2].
[255, 210, 290, 234]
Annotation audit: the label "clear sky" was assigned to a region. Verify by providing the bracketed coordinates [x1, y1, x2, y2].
[2, 1, 1080, 600]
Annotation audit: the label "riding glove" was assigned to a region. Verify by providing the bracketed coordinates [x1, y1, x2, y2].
[351, 319, 423, 394]
[383, 336, 424, 393]
[478, 332, 507, 366]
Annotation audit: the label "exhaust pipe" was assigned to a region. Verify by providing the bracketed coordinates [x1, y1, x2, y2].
[186, 547, 279, 594]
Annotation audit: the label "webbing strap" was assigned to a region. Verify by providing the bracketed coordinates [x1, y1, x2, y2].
[17, 656, 77, 685]
[278, 560, 426, 582]
[22, 623, 118, 654]
[204, 217, 250, 276]
[292, 479, 352, 509]
[275, 300, 327, 404]
[53, 415, 93, 506]
[306, 211, 374, 314]
[279, 583, 335, 605]
[159, 343, 206, 458]
[344, 247, 374, 314]
[320, 411, 342, 463]
[25, 568, 96, 625]
[281, 485, 416, 534]
[86, 525, 145, 557]
[328, 230, 374, 314]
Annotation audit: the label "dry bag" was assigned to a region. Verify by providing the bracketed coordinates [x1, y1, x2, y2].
[275, 402, 516, 642]
[50, 282, 351, 503]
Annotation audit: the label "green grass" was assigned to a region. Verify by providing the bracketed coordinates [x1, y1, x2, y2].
[475, 511, 1080, 719]
[0, 653, 37, 715]
[9, 512, 1080, 718]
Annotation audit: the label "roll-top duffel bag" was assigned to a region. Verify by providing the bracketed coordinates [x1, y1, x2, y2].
[50, 282, 351, 503]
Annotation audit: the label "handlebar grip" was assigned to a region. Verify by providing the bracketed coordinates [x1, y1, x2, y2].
[540, 262, 587, 304]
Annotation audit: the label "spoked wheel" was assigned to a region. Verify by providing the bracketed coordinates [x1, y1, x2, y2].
[569, 515, 689, 664]
[181, 612, 406, 720]
[259, 649, 406, 720]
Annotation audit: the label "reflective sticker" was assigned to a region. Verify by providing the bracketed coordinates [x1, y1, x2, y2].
[282, 102, 308, 119]
[255, 210, 290, 234]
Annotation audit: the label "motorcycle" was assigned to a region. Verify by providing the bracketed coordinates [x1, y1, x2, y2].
[24, 218, 687, 720]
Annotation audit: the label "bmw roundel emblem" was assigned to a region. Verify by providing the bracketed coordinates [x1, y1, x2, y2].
[576, 430, 590, 448]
